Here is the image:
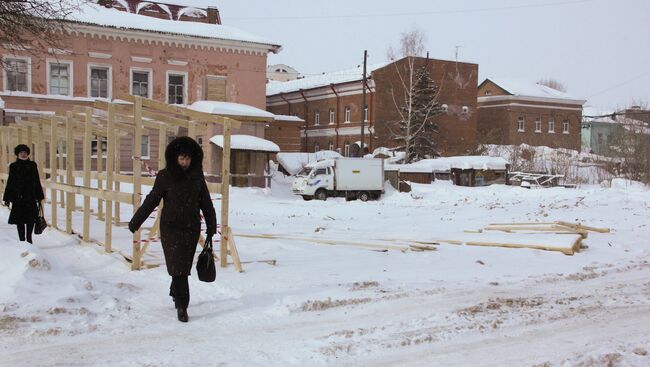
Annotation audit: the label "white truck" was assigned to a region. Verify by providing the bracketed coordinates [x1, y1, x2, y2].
[292, 158, 385, 201]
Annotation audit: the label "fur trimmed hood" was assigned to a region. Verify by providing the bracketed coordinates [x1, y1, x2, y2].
[164, 136, 203, 178]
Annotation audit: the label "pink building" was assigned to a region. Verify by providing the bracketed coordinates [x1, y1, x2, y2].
[0, 0, 280, 176]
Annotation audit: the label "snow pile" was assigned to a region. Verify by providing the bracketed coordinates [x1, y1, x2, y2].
[209, 134, 280, 153]
[386, 156, 509, 173]
[189, 101, 276, 120]
[65, 2, 278, 47]
[276, 150, 342, 175]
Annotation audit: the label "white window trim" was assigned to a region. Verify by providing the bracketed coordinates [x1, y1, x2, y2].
[2, 55, 32, 93]
[87, 63, 112, 99]
[314, 111, 320, 126]
[344, 107, 351, 123]
[534, 118, 541, 133]
[130, 67, 153, 99]
[329, 109, 335, 125]
[563, 120, 570, 134]
[344, 143, 350, 157]
[141, 135, 150, 159]
[46, 58, 74, 97]
[328, 142, 334, 151]
[90, 137, 107, 159]
[548, 119, 555, 133]
[364, 106, 369, 122]
[517, 117, 525, 132]
[165, 70, 188, 105]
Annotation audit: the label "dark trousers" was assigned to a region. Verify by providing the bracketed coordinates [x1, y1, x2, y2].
[169, 275, 190, 309]
[16, 222, 34, 243]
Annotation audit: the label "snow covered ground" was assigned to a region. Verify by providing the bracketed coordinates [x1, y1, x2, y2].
[1, 177, 650, 366]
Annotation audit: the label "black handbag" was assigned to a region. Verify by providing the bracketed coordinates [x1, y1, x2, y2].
[34, 202, 47, 235]
[196, 237, 216, 282]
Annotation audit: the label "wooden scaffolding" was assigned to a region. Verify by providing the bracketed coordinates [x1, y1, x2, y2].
[0, 96, 243, 271]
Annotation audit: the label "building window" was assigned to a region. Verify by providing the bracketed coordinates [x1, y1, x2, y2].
[363, 106, 368, 122]
[329, 109, 335, 125]
[141, 135, 150, 159]
[91, 137, 106, 158]
[344, 141, 350, 157]
[314, 143, 320, 152]
[314, 110, 320, 126]
[5, 58, 29, 92]
[328, 141, 334, 151]
[535, 117, 541, 132]
[344, 106, 351, 123]
[49, 62, 71, 96]
[548, 118, 555, 133]
[197, 136, 203, 147]
[89, 66, 109, 98]
[517, 117, 525, 132]
[131, 70, 150, 98]
[563, 119, 570, 134]
[167, 73, 186, 104]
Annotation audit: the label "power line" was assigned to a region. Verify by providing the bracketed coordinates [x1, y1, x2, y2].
[226, 0, 597, 21]
[587, 70, 650, 98]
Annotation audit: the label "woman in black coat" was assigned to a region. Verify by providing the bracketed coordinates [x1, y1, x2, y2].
[3, 144, 45, 244]
[128, 136, 217, 322]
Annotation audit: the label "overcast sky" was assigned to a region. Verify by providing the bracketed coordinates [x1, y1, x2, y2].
[216, 0, 650, 112]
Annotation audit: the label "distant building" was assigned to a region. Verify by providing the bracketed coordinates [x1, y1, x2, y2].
[267, 64, 300, 82]
[477, 78, 586, 151]
[266, 56, 479, 156]
[582, 106, 650, 156]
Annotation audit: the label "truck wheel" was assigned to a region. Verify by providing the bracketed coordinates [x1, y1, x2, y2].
[315, 189, 327, 201]
[358, 191, 370, 202]
[302, 195, 313, 201]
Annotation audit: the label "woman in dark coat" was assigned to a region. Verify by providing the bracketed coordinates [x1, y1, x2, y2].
[128, 136, 217, 322]
[3, 144, 45, 244]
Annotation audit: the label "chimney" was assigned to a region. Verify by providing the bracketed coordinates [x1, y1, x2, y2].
[207, 7, 221, 25]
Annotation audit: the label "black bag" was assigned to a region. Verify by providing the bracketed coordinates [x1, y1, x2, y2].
[196, 237, 216, 282]
[34, 202, 47, 235]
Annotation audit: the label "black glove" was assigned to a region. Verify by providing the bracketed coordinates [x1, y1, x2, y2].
[3, 201, 9, 207]
[128, 221, 137, 234]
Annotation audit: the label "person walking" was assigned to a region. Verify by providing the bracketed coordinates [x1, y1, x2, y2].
[128, 137, 217, 322]
[2, 144, 45, 244]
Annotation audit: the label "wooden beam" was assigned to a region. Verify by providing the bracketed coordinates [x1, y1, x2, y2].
[82, 108, 92, 242]
[49, 117, 58, 229]
[220, 119, 232, 267]
[132, 97, 144, 270]
[65, 113, 74, 235]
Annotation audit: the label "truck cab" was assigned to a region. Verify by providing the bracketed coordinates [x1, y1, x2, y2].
[292, 160, 335, 200]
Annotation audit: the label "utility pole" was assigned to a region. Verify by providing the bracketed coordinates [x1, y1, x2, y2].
[360, 49, 367, 157]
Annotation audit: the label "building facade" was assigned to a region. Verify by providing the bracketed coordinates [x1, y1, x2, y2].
[477, 78, 585, 151]
[266, 57, 479, 157]
[0, 0, 280, 176]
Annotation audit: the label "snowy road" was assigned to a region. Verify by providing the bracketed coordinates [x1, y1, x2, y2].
[1, 180, 649, 366]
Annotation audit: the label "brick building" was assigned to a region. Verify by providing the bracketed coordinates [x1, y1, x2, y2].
[477, 78, 586, 150]
[266, 56, 479, 157]
[0, 0, 280, 176]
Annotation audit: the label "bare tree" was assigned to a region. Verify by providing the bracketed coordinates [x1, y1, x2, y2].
[537, 77, 568, 92]
[608, 104, 650, 184]
[0, 0, 82, 67]
[387, 27, 426, 60]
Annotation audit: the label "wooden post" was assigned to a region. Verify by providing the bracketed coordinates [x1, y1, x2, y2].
[220, 118, 232, 267]
[49, 117, 58, 229]
[82, 108, 92, 242]
[114, 129, 121, 225]
[35, 125, 45, 179]
[104, 103, 115, 253]
[58, 139, 65, 208]
[65, 114, 74, 235]
[96, 134, 104, 220]
[132, 97, 143, 270]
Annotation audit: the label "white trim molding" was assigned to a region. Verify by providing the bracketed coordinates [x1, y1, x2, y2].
[2, 55, 32, 93]
[167, 59, 189, 66]
[478, 94, 586, 106]
[87, 62, 113, 99]
[478, 102, 583, 112]
[88, 52, 112, 59]
[131, 56, 153, 63]
[302, 126, 371, 138]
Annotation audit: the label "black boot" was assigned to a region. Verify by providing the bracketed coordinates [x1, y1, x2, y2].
[177, 307, 188, 322]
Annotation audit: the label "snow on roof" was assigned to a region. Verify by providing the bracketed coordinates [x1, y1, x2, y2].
[386, 156, 510, 173]
[160, 0, 217, 8]
[484, 78, 581, 101]
[267, 61, 391, 96]
[188, 101, 276, 120]
[65, 2, 279, 48]
[276, 150, 342, 175]
[273, 114, 305, 123]
[209, 134, 280, 152]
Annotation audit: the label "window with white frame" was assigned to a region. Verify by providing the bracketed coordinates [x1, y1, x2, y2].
[141, 135, 150, 158]
[563, 119, 570, 134]
[329, 108, 335, 125]
[328, 141, 334, 151]
[167, 73, 185, 104]
[344, 106, 351, 123]
[314, 143, 320, 152]
[314, 110, 320, 126]
[548, 118, 555, 133]
[197, 136, 203, 147]
[91, 137, 107, 158]
[131, 70, 150, 98]
[363, 106, 368, 122]
[49, 62, 71, 95]
[517, 117, 525, 132]
[535, 117, 541, 132]
[89, 66, 109, 98]
[5, 58, 29, 92]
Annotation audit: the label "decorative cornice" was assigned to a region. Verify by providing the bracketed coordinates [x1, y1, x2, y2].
[131, 56, 153, 63]
[68, 23, 274, 56]
[88, 51, 112, 59]
[48, 48, 73, 55]
[167, 59, 188, 66]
